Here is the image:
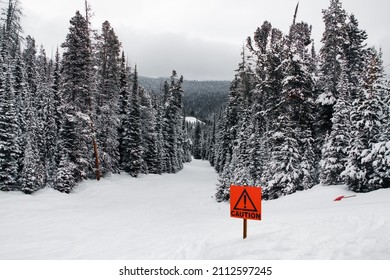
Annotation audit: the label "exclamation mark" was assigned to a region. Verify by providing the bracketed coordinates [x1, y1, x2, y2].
[244, 194, 247, 209]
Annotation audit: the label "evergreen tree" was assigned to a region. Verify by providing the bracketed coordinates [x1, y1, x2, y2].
[22, 36, 38, 104]
[10, 42, 27, 178]
[36, 46, 50, 168]
[1, 0, 23, 59]
[264, 18, 316, 198]
[118, 51, 130, 167]
[317, 0, 348, 136]
[343, 48, 385, 192]
[264, 116, 302, 199]
[20, 86, 45, 194]
[154, 97, 165, 174]
[320, 11, 369, 186]
[344, 14, 367, 94]
[95, 20, 121, 175]
[55, 113, 78, 193]
[182, 117, 192, 163]
[51, 48, 62, 132]
[231, 113, 253, 186]
[192, 121, 202, 159]
[139, 86, 159, 173]
[121, 66, 144, 177]
[207, 116, 217, 166]
[0, 57, 20, 191]
[0, 1, 24, 191]
[162, 71, 186, 173]
[248, 119, 266, 187]
[41, 51, 59, 188]
[55, 11, 97, 192]
[320, 62, 351, 185]
[215, 48, 253, 200]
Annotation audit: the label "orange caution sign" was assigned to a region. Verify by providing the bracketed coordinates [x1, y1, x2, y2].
[230, 185, 262, 221]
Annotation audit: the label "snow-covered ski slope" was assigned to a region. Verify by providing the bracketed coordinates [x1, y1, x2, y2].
[1, 159, 389, 259]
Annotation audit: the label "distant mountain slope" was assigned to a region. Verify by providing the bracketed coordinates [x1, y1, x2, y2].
[139, 76, 230, 120]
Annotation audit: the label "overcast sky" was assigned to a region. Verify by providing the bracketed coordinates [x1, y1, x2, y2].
[12, 0, 390, 80]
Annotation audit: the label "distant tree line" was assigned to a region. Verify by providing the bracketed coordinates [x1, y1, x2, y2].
[139, 76, 229, 121]
[0, 0, 191, 194]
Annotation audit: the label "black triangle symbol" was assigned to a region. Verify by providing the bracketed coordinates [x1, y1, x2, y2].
[233, 189, 258, 212]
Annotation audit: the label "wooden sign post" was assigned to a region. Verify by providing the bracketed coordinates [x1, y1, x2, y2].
[230, 185, 262, 239]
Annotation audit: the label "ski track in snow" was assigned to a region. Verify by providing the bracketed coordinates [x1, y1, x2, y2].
[1, 159, 390, 260]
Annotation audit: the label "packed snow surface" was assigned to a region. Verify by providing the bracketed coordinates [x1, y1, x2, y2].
[1, 160, 389, 260]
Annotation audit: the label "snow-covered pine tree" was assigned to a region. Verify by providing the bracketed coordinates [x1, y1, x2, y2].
[286, 21, 317, 189]
[215, 47, 253, 200]
[0, 55, 20, 191]
[0, 0, 26, 192]
[12, 49, 27, 173]
[1, 0, 23, 59]
[55, 11, 97, 192]
[159, 80, 171, 172]
[343, 48, 386, 192]
[216, 45, 254, 174]
[121, 65, 144, 177]
[139, 86, 160, 173]
[320, 9, 370, 186]
[22, 39, 55, 188]
[162, 71, 186, 173]
[95, 20, 121, 175]
[343, 14, 367, 97]
[316, 0, 348, 137]
[320, 62, 351, 185]
[246, 23, 286, 185]
[231, 113, 253, 186]
[248, 22, 285, 135]
[231, 48, 255, 186]
[192, 121, 202, 159]
[36, 46, 51, 174]
[51, 48, 62, 132]
[182, 116, 192, 163]
[366, 69, 390, 187]
[207, 116, 217, 166]
[263, 116, 302, 199]
[153, 94, 165, 174]
[118, 51, 130, 168]
[215, 150, 234, 202]
[39, 49, 59, 189]
[55, 114, 78, 193]
[174, 75, 186, 168]
[248, 119, 266, 187]
[213, 69, 241, 175]
[378, 65, 389, 142]
[20, 82, 45, 194]
[22, 36, 38, 105]
[263, 17, 316, 199]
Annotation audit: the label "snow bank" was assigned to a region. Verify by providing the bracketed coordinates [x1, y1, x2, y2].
[1, 160, 389, 259]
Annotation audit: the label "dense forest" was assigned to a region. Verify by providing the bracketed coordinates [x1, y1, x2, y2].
[0, 0, 191, 194]
[199, 0, 390, 201]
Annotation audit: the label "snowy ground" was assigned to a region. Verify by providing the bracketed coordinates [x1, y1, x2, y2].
[1, 159, 389, 260]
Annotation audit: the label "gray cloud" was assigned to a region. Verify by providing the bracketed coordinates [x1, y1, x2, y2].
[14, 0, 390, 80]
[117, 30, 241, 80]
